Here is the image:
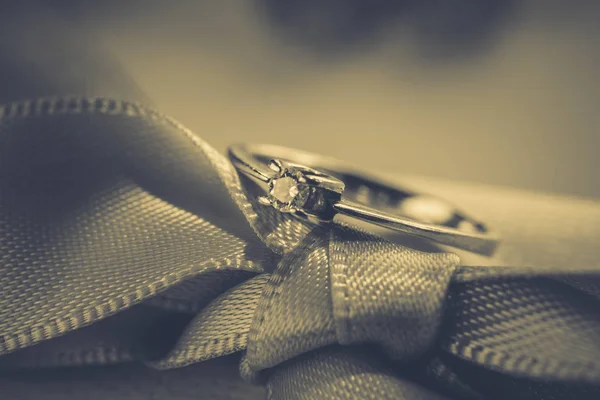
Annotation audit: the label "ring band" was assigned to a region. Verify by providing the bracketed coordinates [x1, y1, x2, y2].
[228, 144, 498, 256]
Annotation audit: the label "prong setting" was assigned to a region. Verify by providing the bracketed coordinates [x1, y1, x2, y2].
[268, 159, 283, 173]
[258, 196, 272, 206]
[295, 171, 308, 183]
[228, 144, 497, 255]
[257, 158, 344, 220]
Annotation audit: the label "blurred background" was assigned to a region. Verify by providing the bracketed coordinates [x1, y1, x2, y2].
[9, 1, 600, 198]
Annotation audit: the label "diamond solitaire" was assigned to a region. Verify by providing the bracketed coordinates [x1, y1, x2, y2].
[264, 161, 311, 212]
[229, 144, 498, 255]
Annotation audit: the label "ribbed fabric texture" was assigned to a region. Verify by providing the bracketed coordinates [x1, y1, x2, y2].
[1, 97, 600, 399]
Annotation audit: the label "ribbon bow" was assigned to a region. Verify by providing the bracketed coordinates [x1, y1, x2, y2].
[1, 97, 600, 400]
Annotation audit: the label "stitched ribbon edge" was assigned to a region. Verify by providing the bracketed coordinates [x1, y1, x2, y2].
[0, 96, 266, 355]
[1, 96, 599, 388]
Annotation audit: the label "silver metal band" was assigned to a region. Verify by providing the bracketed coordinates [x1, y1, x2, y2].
[228, 143, 498, 256]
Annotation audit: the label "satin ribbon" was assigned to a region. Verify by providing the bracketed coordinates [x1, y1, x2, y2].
[1, 97, 600, 399]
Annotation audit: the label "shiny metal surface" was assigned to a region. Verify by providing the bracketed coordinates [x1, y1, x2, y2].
[229, 143, 498, 255]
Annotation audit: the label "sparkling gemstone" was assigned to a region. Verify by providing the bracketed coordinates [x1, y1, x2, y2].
[271, 176, 299, 204]
[268, 170, 311, 211]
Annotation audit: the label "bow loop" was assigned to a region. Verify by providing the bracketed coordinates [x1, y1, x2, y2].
[330, 226, 459, 359]
[2, 96, 600, 400]
[243, 223, 459, 374]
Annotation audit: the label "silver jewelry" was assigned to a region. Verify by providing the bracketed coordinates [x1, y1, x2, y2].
[228, 144, 498, 256]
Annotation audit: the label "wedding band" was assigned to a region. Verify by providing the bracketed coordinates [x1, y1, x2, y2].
[228, 144, 498, 256]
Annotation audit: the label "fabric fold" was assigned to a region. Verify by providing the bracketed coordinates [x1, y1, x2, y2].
[0, 97, 271, 356]
[245, 228, 338, 371]
[2, 96, 600, 400]
[151, 275, 270, 370]
[442, 276, 600, 382]
[265, 345, 451, 400]
[330, 225, 458, 360]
